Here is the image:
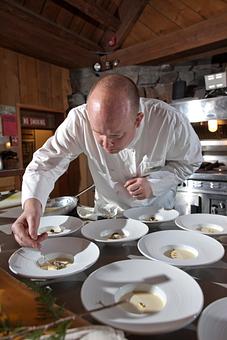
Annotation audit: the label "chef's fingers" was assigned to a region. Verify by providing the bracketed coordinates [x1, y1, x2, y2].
[12, 222, 40, 248]
[134, 194, 146, 200]
[27, 215, 41, 240]
[37, 232, 48, 242]
[132, 189, 145, 198]
[128, 183, 141, 193]
[124, 178, 138, 188]
[35, 233, 48, 249]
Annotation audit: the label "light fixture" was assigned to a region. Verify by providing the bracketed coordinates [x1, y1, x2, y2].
[93, 52, 120, 73]
[208, 119, 218, 132]
[5, 141, 11, 149]
[93, 62, 102, 72]
[112, 59, 119, 67]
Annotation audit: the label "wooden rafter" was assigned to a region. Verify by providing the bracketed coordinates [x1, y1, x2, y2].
[101, 0, 148, 49]
[0, 0, 100, 51]
[62, 0, 120, 31]
[116, 0, 148, 48]
[107, 11, 227, 65]
[0, 0, 97, 68]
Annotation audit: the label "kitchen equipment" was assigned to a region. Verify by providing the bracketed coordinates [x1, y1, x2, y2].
[45, 183, 94, 216]
[172, 98, 227, 216]
[172, 78, 186, 100]
[175, 159, 227, 215]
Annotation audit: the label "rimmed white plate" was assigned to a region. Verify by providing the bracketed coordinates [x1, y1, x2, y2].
[138, 230, 224, 267]
[38, 215, 83, 237]
[81, 259, 204, 334]
[77, 205, 117, 220]
[123, 207, 179, 225]
[8, 237, 100, 279]
[175, 213, 227, 236]
[197, 297, 227, 340]
[77, 205, 97, 221]
[81, 218, 149, 244]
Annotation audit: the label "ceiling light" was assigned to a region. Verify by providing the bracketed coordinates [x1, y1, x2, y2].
[208, 119, 218, 132]
[93, 62, 102, 72]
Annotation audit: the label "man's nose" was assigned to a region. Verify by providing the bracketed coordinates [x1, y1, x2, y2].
[102, 136, 114, 149]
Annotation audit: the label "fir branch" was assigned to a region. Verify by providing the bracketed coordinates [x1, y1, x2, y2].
[0, 300, 126, 339]
[0, 279, 126, 339]
[22, 279, 64, 320]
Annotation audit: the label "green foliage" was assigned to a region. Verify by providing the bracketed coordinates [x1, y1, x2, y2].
[0, 280, 70, 339]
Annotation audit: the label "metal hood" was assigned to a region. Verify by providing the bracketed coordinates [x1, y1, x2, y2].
[171, 96, 227, 122]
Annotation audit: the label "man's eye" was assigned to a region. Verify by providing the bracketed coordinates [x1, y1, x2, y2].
[112, 135, 123, 140]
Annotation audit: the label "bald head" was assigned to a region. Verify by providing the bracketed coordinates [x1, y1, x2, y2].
[87, 74, 139, 120]
[86, 74, 143, 153]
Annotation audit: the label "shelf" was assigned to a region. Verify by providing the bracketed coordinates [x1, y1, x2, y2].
[0, 169, 24, 177]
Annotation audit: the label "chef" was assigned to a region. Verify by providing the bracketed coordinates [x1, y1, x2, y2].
[12, 74, 202, 247]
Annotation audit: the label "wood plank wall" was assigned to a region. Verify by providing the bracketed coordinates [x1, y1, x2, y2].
[0, 47, 70, 111]
[0, 46, 83, 199]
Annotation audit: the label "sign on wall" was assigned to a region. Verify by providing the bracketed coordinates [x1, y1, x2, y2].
[22, 116, 47, 128]
[1, 114, 17, 136]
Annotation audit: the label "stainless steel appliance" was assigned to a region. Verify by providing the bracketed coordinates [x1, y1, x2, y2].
[172, 97, 227, 216]
[175, 172, 227, 215]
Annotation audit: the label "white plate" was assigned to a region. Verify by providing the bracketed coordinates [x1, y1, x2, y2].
[138, 230, 224, 267]
[81, 259, 204, 334]
[38, 215, 83, 237]
[77, 205, 118, 220]
[197, 297, 227, 340]
[123, 207, 179, 224]
[175, 213, 227, 236]
[81, 218, 149, 244]
[77, 205, 97, 220]
[8, 237, 100, 279]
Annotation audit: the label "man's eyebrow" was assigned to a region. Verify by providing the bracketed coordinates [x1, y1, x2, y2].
[92, 128, 123, 136]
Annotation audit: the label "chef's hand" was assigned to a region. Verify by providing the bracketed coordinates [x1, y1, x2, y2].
[11, 198, 48, 248]
[124, 177, 153, 199]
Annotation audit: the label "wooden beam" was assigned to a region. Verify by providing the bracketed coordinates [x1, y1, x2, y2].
[116, 0, 148, 48]
[107, 12, 227, 66]
[62, 0, 120, 31]
[0, 0, 100, 51]
[166, 46, 227, 66]
[101, 0, 148, 49]
[0, 0, 98, 68]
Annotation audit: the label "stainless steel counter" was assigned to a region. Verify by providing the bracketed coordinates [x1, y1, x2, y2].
[0, 210, 227, 340]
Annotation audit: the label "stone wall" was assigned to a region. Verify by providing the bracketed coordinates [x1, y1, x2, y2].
[69, 58, 226, 108]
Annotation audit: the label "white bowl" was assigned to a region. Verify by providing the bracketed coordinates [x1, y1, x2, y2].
[81, 218, 149, 244]
[198, 297, 227, 340]
[38, 215, 83, 237]
[137, 230, 224, 267]
[175, 213, 227, 236]
[81, 259, 204, 334]
[124, 206, 179, 225]
[9, 237, 100, 279]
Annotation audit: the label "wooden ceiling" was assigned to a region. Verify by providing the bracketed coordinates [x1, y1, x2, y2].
[1, 0, 227, 69]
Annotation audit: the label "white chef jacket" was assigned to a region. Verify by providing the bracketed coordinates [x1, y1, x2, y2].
[22, 98, 202, 215]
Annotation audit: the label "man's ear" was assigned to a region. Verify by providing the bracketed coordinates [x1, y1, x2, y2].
[135, 112, 144, 128]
